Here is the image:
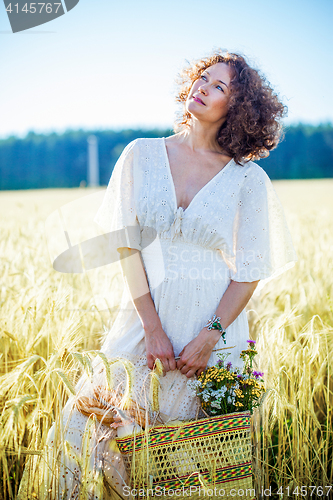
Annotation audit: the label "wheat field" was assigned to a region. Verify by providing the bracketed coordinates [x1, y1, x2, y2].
[0, 179, 332, 499]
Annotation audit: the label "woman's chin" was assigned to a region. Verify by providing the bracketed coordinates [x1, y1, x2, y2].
[186, 104, 204, 120]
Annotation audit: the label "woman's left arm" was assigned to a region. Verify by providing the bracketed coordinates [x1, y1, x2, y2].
[176, 280, 259, 378]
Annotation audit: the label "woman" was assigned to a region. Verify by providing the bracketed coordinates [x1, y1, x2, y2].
[47, 51, 297, 498]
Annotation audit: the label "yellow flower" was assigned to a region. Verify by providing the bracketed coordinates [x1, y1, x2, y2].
[234, 388, 244, 398]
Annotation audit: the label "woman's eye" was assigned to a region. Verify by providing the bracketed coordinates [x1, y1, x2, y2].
[216, 85, 224, 92]
[200, 74, 207, 81]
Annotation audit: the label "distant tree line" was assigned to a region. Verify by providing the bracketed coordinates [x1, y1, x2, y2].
[0, 123, 332, 190]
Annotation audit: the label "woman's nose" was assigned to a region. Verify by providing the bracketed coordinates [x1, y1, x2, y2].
[198, 84, 207, 95]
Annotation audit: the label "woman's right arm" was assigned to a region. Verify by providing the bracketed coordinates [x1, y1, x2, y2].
[118, 247, 177, 373]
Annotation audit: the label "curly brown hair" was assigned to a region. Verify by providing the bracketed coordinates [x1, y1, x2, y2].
[175, 50, 287, 164]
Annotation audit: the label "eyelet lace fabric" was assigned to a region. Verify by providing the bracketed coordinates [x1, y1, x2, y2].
[45, 137, 297, 498]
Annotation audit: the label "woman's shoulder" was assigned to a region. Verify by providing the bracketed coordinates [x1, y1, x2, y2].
[121, 137, 164, 159]
[126, 137, 164, 148]
[238, 159, 272, 184]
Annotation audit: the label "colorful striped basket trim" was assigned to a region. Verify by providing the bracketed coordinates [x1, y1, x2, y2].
[153, 462, 252, 489]
[117, 411, 250, 454]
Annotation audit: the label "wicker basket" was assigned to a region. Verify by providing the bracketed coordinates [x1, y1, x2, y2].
[116, 410, 253, 499]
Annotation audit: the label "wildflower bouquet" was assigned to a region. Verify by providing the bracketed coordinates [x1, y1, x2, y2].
[188, 340, 265, 416]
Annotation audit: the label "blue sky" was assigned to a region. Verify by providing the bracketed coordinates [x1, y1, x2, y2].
[0, 0, 332, 138]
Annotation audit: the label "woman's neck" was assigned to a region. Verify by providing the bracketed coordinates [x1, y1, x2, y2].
[177, 119, 224, 154]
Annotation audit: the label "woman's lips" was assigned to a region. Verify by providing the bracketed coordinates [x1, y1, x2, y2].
[193, 96, 206, 105]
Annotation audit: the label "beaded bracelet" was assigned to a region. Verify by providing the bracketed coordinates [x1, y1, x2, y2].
[204, 314, 227, 344]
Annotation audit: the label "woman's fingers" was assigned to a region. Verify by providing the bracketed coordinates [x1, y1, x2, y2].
[147, 354, 155, 371]
[146, 351, 177, 374]
[145, 330, 177, 373]
[175, 349, 184, 370]
[167, 356, 177, 371]
[178, 359, 198, 378]
[177, 352, 207, 378]
[158, 354, 178, 373]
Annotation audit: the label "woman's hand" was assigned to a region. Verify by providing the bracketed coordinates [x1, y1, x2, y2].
[176, 328, 221, 378]
[145, 322, 177, 374]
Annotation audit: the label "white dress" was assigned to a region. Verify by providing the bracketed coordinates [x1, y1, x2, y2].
[46, 137, 297, 498]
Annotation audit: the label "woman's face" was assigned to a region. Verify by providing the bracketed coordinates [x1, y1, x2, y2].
[186, 62, 232, 126]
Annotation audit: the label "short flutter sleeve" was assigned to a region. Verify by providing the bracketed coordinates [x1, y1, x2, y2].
[230, 164, 297, 291]
[94, 139, 142, 251]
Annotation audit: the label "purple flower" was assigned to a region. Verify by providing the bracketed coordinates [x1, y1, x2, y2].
[247, 340, 256, 344]
[237, 374, 243, 379]
[217, 359, 223, 367]
[252, 371, 264, 379]
[226, 362, 232, 370]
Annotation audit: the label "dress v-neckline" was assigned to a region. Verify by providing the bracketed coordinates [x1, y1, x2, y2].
[162, 137, 234, 213]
